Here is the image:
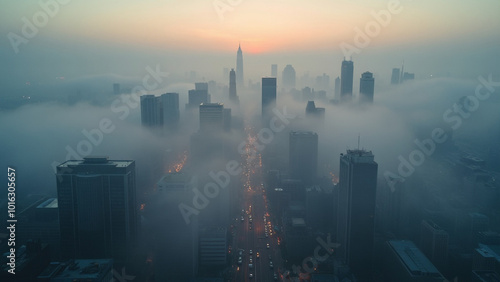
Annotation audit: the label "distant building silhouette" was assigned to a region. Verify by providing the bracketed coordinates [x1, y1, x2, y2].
[229, 68, 239, 104]
[289, 131, 318, 185]
[140, 94, 163, 127]
[359, 71, 375, 104]
[391, 68, 401, 85]
[271, 64, 278, 77]
[56, 157, 137, 263]
[236, 44, 244, 87]
[282, 64, 296, 90]
[161, 92, 180, 130]
[337, 149, 377, 280]
[315, 73, 330, 91]
[334, 76, 340, 100]
[262, 77, 277, 118]
[186, 82, 210, 109]
[402, 72, 415, 82]
[340, 59, 354, 102]
[305, 101, 325, 122]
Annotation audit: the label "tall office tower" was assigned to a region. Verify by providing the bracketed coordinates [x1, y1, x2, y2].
[149, 173, 199, 280]
[161, 92, 180, 129]
[229, 68, 239, 104]
[271, 64, 278, 77]
[334, 76, 340, 100]
[56, 157, 137, 263]
[140, 94, 163, 127]
[289, 131, 318, 185]
[236, 44, 244, 87]
[391, 68, 401, 85]
[359, 71, 375, 104]
[420, 220, 449, 270]
[199, 103, 225, 132]
[340, 59, 354, 102]
[199, 227, 227, 269]
[262, 77, 277, 117]
[186, 83, 209, 109]
[282, 64, 296, 90]
[337, 149, 378, 280]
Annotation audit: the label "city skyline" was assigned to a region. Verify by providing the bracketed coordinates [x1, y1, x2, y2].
[1, 1, 500, 281]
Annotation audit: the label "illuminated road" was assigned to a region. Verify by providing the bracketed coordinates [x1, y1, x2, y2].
[232, 127, 284, 282]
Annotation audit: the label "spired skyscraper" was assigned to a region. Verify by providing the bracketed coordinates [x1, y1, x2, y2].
[340, 59, 354, 102]
[337, 149, 378, 280]
[359, 71, 375, 104]
[56, 157, 137, 263]
[236, 44, 244, 87]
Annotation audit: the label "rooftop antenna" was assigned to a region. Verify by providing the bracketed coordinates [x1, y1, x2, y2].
[357, 134, 360, 150]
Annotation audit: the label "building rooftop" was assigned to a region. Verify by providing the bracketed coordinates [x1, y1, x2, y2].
[37, 198, 58, 209]
[342, 149, 375, 164]
[476, 244, 500, 262]
[290, 130, 318, 136]
[37, 259, 113, 280]
[388, 240, 442, 278]
[472, 270, 500, 282]
[58, 158, 134, 169]
[292, 218, 306, 227]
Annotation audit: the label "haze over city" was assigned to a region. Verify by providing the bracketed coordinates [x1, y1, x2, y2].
[1, 1, 500, 281]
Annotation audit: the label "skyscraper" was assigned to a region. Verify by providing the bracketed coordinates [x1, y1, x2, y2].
[236, 44, 244, 87]
[334, 76, 340, 100]
[199, 103, 226, 132]
[229, 68, 239, 104]
[140, 94, 163, 127]
[186, 83, 209, 109]
[161, 92, 179, 129]
[56, 157, 137, 263]
[289, 131, 318, 185]
[420, 220, 449, 270]
[282, 64, 296, 90]
[337, 149, 378, 280]
[359, 71, 375, 104]
[340, 59, 354, 102]
[150, 173, 199, 280]
[271, 64, 278, 77]
[262, 77, 277, 118]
